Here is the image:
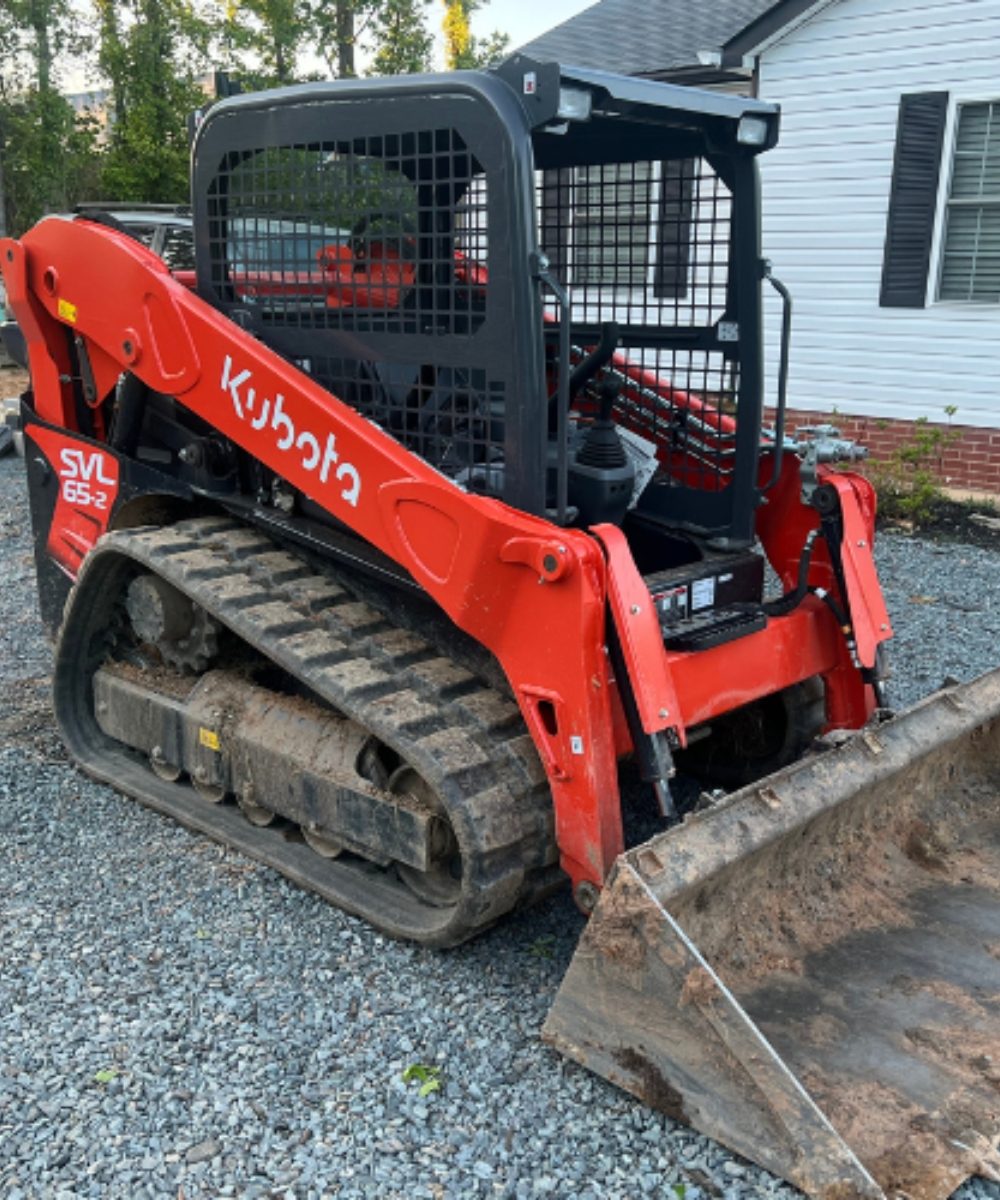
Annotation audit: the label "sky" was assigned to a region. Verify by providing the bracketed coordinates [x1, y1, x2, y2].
[472, 0, 589, 50]
[58, 0, 594, 94]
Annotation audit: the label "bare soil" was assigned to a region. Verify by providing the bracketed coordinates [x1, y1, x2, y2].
[672, 739, 1000, 997]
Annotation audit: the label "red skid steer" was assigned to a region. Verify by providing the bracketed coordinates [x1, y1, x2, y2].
[3, 56, 999, 1199]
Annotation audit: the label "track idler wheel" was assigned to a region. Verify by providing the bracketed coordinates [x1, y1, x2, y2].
[391, 765, 463, 908]
[237, 782, 275, 827]
[149, 745, 182, 782]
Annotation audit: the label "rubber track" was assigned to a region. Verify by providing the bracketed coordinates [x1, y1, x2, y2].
[54, 516, 560, 947]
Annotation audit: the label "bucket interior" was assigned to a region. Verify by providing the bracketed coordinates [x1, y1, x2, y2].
[545, 677, 1000, 1200]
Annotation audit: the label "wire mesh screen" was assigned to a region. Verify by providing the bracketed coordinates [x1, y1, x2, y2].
[596, 347, 738, 492]
[208, 131, 489, 336]
[539, 156, 739, 493]
[204, 129, 512, 493]
[303, 356, 505, 487]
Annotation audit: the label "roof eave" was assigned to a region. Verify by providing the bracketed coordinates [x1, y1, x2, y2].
[721, 0, 837, 67]
[636, 64, 755, 89]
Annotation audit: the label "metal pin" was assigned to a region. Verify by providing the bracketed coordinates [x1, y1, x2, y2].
[653, 779, 677, 821]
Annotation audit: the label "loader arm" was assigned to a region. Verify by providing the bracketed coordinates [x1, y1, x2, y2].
[3, 217, 881, 896]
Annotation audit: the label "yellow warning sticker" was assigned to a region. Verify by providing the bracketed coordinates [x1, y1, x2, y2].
[199, 727, 220, 751]
[57, 297, 78, 324]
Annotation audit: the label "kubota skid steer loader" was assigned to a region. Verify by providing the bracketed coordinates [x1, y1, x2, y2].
[2, 57, 999, 1200]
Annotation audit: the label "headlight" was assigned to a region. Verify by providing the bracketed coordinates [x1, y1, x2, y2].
[557, 87, 593, 123]
[737, 115, 770, 146]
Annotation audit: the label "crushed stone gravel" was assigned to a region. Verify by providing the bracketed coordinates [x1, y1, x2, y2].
[1, 449, 998, 1200]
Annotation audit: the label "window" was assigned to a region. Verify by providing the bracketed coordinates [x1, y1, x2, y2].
[160, 225, 195, 272]
[574, 162, 654, 288]
[938, 101, 1000, 302]
[539, 160, 695, 299]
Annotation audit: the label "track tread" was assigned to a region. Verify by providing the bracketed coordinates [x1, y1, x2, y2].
[56, 517, 558, 946]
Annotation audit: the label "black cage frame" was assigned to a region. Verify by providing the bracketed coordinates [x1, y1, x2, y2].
[191, 58, 779, 545]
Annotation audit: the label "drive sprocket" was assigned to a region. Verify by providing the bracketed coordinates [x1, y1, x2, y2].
[125, 572, 221, 672]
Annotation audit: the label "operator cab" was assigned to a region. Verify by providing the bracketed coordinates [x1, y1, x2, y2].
[191, 57, 778, 567]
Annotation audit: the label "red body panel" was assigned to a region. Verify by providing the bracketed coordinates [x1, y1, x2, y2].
[29, 425, 120, 574]
[1, 217, 891, 895]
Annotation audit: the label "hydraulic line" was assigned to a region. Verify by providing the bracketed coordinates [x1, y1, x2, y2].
[761, 521, 888, 706]
[762, 527, 822, 619]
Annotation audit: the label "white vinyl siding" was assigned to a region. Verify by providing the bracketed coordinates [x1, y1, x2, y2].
[757, 0, 1000, 429]
[536, 159, 731, 324]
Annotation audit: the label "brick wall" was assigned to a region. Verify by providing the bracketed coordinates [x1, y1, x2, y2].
[766, 407, 1000, 496]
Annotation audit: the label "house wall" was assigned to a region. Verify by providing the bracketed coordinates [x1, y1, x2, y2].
[756, 0, 1000, 489]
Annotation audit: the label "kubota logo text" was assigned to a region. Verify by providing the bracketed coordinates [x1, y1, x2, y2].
[221, 355, 361, 507]
[58, 447, 116, 511]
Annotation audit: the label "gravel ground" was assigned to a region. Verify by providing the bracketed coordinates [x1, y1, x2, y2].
[1, 442, 999, 1200]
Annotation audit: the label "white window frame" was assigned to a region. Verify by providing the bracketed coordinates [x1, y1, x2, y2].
[929, 94, 1000, 306]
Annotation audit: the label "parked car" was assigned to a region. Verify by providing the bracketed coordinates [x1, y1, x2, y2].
[226, 215, 351, 307]
[71, 203, 196, 288]
[1, 204, 196, 370]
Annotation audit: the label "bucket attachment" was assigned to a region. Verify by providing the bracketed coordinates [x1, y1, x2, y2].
[544, 668, 1000, 1199]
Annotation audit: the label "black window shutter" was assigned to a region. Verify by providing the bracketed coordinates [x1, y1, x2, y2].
[655, 159, 694, 299]
[880, 91, 949, 308]
[539, 168, 572, 285]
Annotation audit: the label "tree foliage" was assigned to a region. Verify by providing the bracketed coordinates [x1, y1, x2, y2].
[2, 0, 79, 91]
[0, 0, 508, 234]
[306, 0, 362, 78]
[96, 1, 211, 201]
[367, 0, 433, 76]
[442, 0, 507, 70]
[441, 0, 470, 69]
[223, 0, 305, 86]
[2, 88, 101, 232]
[220, 1, 435, 83]
[0, 0, 99, 232]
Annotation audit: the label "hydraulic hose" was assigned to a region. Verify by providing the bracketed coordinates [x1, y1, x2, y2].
[109, 372, 148, 457]
[762, 527, 822, 618]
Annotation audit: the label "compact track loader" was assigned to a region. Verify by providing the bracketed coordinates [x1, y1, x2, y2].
[3, 57, 999, 1199]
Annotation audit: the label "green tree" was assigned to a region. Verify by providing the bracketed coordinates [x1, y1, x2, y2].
[0, 0, 99, 231]
[223, 0, 304, 86]
[470, 26, 508, 67]
[3, 0, 75, 92]
[1, 89, 101, 232]
[367, 0, 432, 75]
[306, 0, 366, 78]
[96, 0, 210, 201]
[0, 3, 21, 235]
[304, 1, 431, 80]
